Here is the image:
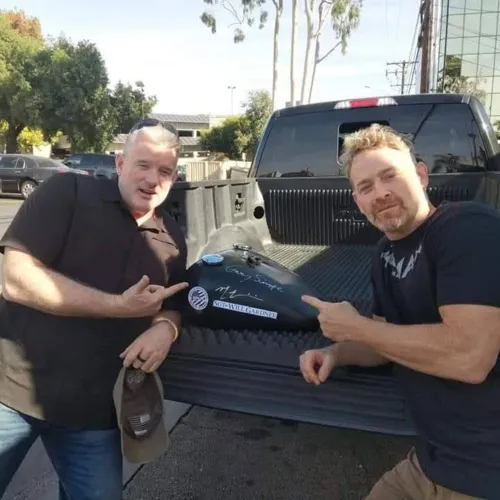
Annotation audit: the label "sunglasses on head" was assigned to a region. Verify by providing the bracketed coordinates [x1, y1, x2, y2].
[128, 118, 179, 137]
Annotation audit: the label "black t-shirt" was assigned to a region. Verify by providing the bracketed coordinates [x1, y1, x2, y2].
[0, 174, 187, 429]
[371, 201, 500, 499]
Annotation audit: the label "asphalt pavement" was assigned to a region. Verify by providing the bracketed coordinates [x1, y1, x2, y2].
[123, 408, 414, 500]
[0, 196, 415, 500]
[0, 197, 21, 240]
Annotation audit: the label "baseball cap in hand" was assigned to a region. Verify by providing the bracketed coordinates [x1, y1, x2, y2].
[113, 367, 169, 464]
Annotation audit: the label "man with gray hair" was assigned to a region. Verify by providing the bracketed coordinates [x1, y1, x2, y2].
[0, 118, 188, 499]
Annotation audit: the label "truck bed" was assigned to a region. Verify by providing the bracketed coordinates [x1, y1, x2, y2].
[161, 243, 414, 436]
[265, 243, 374, 314]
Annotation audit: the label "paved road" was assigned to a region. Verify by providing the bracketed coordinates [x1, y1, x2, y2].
[0, 197, 415, 500]
[0, 197, 23, 282]
[0, 197, 22, 239]
[124, 408, 413, 500]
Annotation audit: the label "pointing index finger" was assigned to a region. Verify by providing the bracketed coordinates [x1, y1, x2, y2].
[302, 295, 325, 311]
[160, 281, 189, 300]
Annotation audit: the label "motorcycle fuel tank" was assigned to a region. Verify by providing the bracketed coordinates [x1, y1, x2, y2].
[181, 244, 322, 332]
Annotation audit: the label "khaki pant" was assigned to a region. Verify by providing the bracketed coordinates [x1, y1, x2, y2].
[365, 448, 483, 500]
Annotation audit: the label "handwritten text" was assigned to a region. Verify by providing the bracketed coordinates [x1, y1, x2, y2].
[215, 285, 263, 302]
[224, 266, 283, 292]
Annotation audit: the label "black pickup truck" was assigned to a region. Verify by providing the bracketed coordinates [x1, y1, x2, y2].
[159, 93, 500, 436]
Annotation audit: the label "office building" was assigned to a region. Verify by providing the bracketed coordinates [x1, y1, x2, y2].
[428, 0, 500, 124]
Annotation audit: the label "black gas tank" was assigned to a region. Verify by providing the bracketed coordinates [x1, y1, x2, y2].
[181, 244, 322, 331]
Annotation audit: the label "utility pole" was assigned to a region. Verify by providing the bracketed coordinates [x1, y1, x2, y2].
[386, 61, 417, 95]
[418, 0, 432, 93]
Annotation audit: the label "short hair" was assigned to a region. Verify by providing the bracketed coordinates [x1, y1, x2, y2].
[123, 122, 180, 157]
[339, 123, 416, 178]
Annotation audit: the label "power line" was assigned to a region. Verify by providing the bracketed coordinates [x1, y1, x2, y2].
[407, 12, 420, 63]
[390, 0, 423, 96]
[407, 48, 421, 92]
[386, 60, 418, 94]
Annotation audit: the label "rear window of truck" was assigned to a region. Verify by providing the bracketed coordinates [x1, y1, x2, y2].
[256, 103, 487, 177]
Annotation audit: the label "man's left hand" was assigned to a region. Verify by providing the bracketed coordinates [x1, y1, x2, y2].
[302, 295, 362, 342]
[120, 322, 175, 373]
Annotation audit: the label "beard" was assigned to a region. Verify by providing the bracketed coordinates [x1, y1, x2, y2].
[376, 213, 408, 233]
[370, 197, 413, 234]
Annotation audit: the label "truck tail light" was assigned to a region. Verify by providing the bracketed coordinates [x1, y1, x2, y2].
[334, 97, 398, 109]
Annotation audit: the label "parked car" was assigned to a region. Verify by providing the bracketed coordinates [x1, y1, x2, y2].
[0, 154, 88, 199]
[64, 153, 116, 178]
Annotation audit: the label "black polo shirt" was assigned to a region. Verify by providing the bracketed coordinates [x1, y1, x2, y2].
[0, 173, 187, 430]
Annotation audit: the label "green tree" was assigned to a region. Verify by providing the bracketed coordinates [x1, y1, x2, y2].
[16, 126, 44, 153]
[437, 55, 486, 104]
[1, 11, 154, 153]
[111, 81, 157, 133]
[200, 115, 249, 159]
[303, 0, 363, 103]
[200, 1, 363, 108]
[200, 89, 272, 159]
[34, 37, 116, 153]
[0, 12, 44, 152]
[0, 120, 7, 151]
[242, 89, 272, 157]
[200, 0, 267, 43]
[0, 119, 62, 153]
[200, 1, 281, 107]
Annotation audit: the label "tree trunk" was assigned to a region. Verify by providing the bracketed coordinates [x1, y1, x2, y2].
[5, 123, 24, 153]
[300, 0, 315, 104]
[290, 0, 298, 106]
[271, 1, 283, 110]
[308, 38, 320, 104]
[300, 37, 315, 104]
[306, 0, 330, 104]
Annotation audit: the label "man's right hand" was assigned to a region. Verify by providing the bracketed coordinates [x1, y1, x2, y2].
[111, 275, 189, 318]
[299, 345, 339, 386]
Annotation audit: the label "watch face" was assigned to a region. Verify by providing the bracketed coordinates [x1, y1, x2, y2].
[201, 253, 224, 266]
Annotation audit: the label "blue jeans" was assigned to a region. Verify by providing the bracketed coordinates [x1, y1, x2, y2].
[0, 402, 123, 500]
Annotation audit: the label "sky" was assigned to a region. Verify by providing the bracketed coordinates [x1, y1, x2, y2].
[3, 0, 421, 115]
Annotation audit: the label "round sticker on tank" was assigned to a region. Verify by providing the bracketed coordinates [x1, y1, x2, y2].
[188, 286, 209, 311]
